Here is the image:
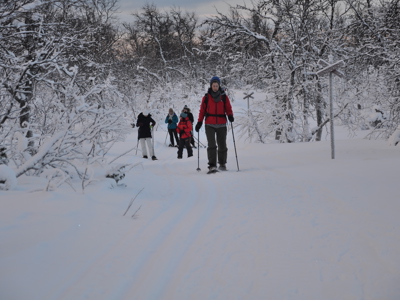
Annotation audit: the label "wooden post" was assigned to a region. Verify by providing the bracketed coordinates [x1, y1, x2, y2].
[243, 92, 254, 139]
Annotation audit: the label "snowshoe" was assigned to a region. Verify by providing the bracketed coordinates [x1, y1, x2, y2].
[207, 166, 218, 174]
[143, 155, 148, 159]
[218, 165, 227, 171]
[152, 156, 158, 160]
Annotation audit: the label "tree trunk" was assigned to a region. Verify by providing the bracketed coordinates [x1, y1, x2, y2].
[18, 83, 34, 151]
[315, 82, 325, 141]
[283, 70, 295, 143]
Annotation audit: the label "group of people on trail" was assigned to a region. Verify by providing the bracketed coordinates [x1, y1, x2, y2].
[165, 106, 196, 148]
[135, 76, 234, 172]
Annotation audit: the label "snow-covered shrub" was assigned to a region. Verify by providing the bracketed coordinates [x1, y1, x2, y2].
[0, 73, 131, 184]
[105, 162, 144, 189]
[43, 168, 71, 191]
[0, 165, 17, 190]
[0, 147, 8, 165]
[106, 165, 126, 185]
[365, 105, 387, 128]
[388, 126, 400, 146]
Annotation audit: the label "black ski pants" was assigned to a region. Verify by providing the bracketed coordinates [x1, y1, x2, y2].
[205, 125, 228, 167]
[168, 128, 179, 146]
[177, 137, 193, 158]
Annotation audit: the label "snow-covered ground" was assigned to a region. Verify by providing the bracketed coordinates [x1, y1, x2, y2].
[1, 96, 400, 300]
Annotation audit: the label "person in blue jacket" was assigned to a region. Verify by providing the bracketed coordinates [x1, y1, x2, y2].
[165, 108, 179, 147]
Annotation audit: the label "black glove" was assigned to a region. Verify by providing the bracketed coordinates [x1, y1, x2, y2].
[228, 115, 234, 122]
[195, 122, 202, 132]
[168, 119, 172, 124]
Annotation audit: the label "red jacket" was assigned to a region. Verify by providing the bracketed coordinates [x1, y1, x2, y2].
[198, 91, 233, 125]
[176, 117, 192, 139]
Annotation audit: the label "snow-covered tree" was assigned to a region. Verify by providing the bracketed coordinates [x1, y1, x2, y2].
[199, 0, 400, 144]
[114, 5, 208, 125]
[0, 0, 130, 187]
[343, 0, 400, 141]
[201, 0, 340, 142]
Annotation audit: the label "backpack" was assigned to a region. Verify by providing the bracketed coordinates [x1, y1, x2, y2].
[204, 92, 227, 120]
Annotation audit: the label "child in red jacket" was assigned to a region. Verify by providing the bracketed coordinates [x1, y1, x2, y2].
[176, 112, 193, 159]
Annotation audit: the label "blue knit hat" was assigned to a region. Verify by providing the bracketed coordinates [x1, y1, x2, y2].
[210, 76, 221, 86]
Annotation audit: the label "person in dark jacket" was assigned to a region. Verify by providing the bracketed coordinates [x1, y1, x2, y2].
[176, 112, 193, 159]
[182, 105, 196, 148]
[165, 108, 179, 147]
[195, 76, 234, 172]
[136, 111, 157, 160]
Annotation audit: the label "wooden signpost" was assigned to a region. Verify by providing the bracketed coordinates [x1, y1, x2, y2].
[243, 92, 254, 138]
[317, 59, 344, 159]
[243, 92, 254, 110]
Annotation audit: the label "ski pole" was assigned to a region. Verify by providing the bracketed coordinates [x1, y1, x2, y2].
[193, 135, 206, 148]
[196, 130, 201, 172]
[164, 130, 168, 145]
[193, 134, 205, 147]
[151, 126, 156, 157]
[231, 122, 239, 171]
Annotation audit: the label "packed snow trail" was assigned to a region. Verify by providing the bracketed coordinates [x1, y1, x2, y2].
[1, 130, 400, 300]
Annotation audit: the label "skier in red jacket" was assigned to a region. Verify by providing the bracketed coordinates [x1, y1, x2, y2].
[195, 76, 234, 172]
[176, 112, 193, 159]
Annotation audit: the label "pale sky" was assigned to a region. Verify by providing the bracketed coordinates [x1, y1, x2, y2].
[115, 0, 249, 23]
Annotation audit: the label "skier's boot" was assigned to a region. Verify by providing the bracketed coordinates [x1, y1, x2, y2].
[218, 164, 227, 171]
